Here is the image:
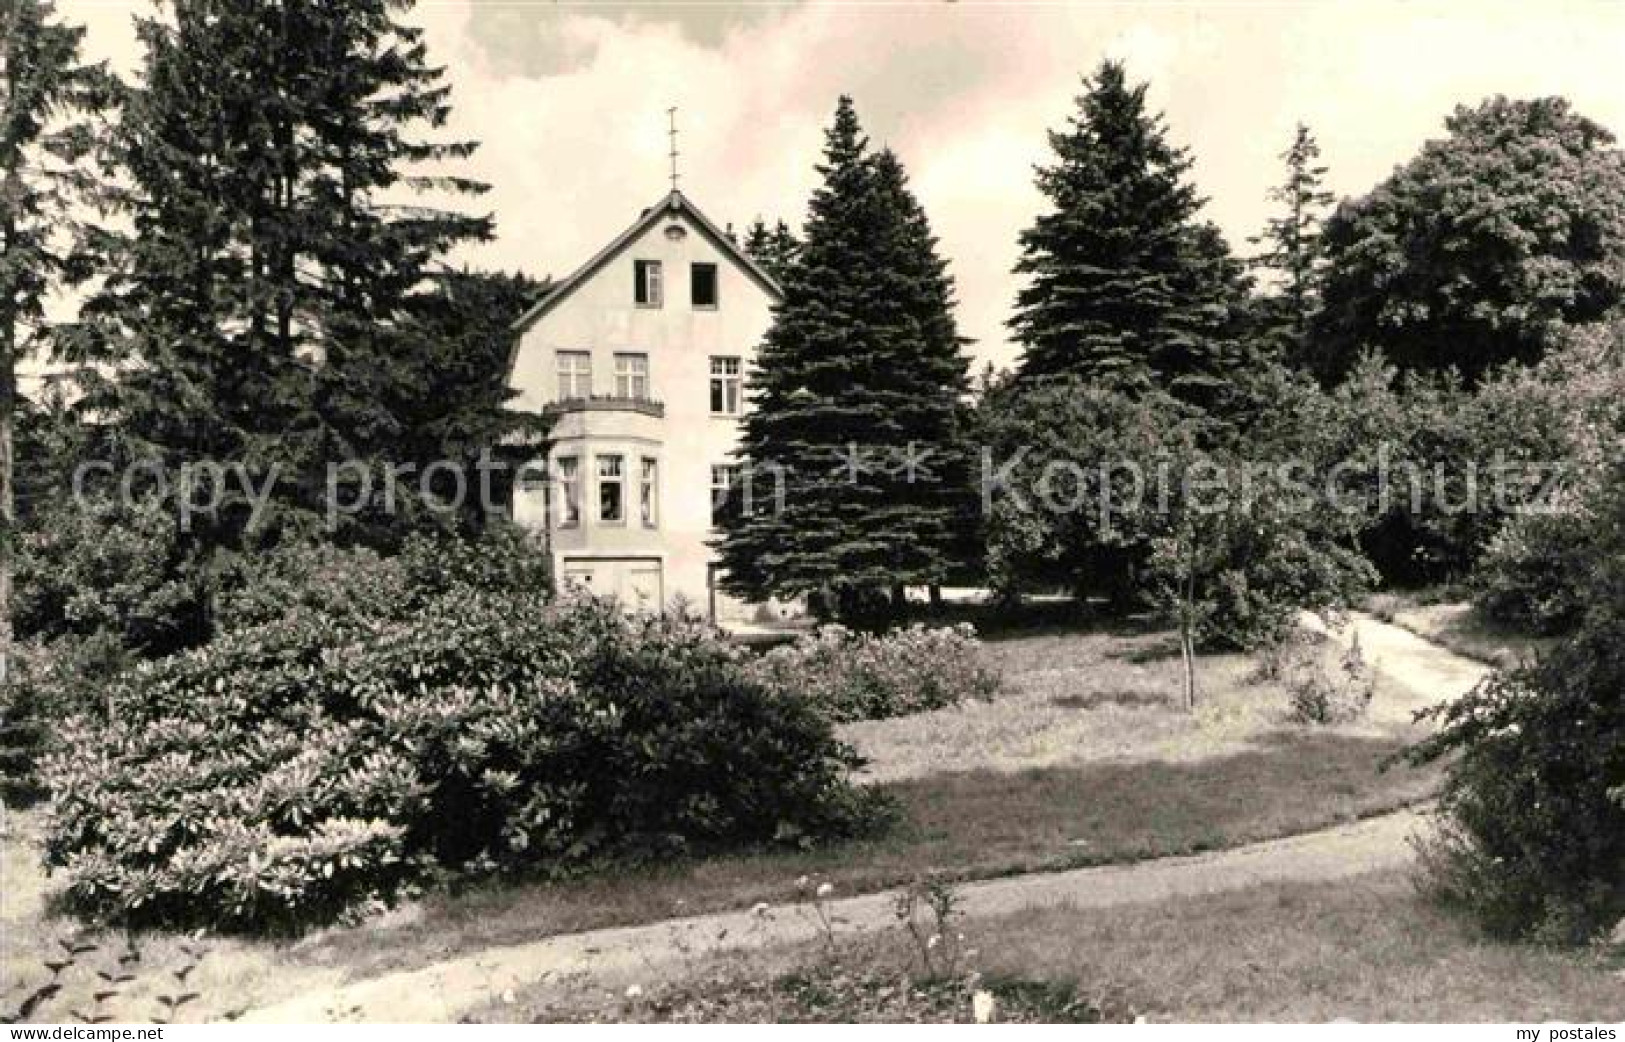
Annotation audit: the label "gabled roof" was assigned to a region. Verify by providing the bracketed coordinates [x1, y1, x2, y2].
[508, 189, 783, 341]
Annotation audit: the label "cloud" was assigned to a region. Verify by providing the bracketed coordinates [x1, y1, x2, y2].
[464, 1, 799, 76]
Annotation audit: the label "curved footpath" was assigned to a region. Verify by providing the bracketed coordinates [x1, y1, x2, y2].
[245, 612, 1490, 1024]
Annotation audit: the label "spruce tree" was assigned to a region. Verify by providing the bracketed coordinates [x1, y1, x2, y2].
[74, 0, 492, 563]
[1249, 122, 1334, 364]
[1011, 61, 1241, 406]
[0, 0, 110, 683]
[741, 216, 799, 283]
[716, 99, 971, 624]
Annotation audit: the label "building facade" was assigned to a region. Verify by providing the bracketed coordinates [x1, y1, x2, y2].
[507, 190, 781, 620]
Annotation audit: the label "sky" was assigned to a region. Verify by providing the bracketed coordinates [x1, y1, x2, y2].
[56, 0, 1625, 372]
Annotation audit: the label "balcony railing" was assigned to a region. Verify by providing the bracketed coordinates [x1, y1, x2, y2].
[544, 394, 665, 418]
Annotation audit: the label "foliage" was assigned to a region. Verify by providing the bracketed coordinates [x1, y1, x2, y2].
[1314, 96, 1625, 384]
[390, 269, 553, 532]
[66, 0, 494, 558]
[1407, 458, 1625, 943]
[213, 523, 550, 634]
[1249, 122, 1335, 365]
[746, 623, 999, 723]
[14, 492, 203, 654]
[0, 631, 131, 788]
[716, 99, 974, 622]
[1010, 61, 1252, 413]
[975, 375, 1202, 608]
[1145, 453, 1375, 707]
[0, 0, 115, 693]
[1263, 630, 1375, 725]
[40, 590, 883, 932]
[1471, 508, 1594, 637]
[1469, 321, 1625, 631]
[741, 217, 800, 283]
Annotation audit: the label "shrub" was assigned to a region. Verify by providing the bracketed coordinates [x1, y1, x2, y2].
[1408, 457, 1625, 943]
[214, 523, 551, 634]
[0, 635, 131, 804]
[40, 591, 884, 933]
[1471, 505, 1595, 636]
[1264, 630, 1375, 725]
[746, 623, 999, 723]
[1406, 643, 1625, 943]
[15, 493, 204, 655]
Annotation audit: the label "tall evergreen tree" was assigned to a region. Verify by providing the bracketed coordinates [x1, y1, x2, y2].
[72, 0, 492, 564]
[0, 0, 110, 683]
[716, 99, 971, 624]
[741, 216, 799, 283]
[396, 267, 548, 530]
[1010, 61, 1243, 406]
[1249, 122, 1335, 364]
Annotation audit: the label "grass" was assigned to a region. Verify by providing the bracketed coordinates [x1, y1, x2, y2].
[4, 618, 1446, 1020]
[502, 868, 1625, 1023]
[1365, 590, 1559, 668]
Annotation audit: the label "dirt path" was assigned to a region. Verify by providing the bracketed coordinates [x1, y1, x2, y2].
[245, 613, 1486, 1024]
[1303, 610, 1491, 725]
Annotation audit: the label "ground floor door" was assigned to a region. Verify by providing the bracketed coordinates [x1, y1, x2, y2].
[561, 556, 664, 612]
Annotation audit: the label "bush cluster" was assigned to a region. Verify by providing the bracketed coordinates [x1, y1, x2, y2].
[1263, 631, 1375, 725]
[40, 590, 884, 933]
[746, 623, 999, 723]
[1408, 458, 1625, 943]
[1407, 635, 1625, 943]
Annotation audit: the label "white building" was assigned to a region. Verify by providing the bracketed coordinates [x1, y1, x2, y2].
[506, 190, 781, 620]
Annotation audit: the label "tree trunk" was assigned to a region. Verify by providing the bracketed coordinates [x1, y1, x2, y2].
[0, 263, 13, 690]
[1179, 619, 1196, 712]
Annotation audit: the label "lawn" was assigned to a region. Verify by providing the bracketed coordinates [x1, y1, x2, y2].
[3, 620, 1444, 1021]
[493, 868, 1625, 1023]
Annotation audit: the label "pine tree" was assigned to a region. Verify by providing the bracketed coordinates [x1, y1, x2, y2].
[395, 268, 548, 530]
[716, 99, 971, 624]
[1010, 61, 1241, 405]
[1249, 122, 1334, 363]
[741, 216, 799, 283]
[0, 0, 111, 684]
[74, 0, 492, 564]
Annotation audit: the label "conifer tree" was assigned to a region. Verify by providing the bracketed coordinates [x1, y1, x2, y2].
[1249, 122, 1334, 363]
[73, 0, 492, 562]
[716, 99, 971, 625]
[1010, 61, 1243, 406]
[0, 0, 110, 683]
[741, 216, 799, 282]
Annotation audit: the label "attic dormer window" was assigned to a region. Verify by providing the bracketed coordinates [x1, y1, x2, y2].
[634, 259, 663, 308]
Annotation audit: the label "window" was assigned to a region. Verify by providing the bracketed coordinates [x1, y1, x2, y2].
[640, 457, 659, 528]
[710, 463, 741, 526]
[555, 456, 580, 527]
[691, 262, 719, 308]
[634, 259, 663, 307]
[709, 356, 742, 415]
[614, 352, 649, 400]
[557, 351, 591, 399]
[597, 455, 624, 524]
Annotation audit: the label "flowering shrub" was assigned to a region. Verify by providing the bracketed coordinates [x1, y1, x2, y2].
[40, 592, 884, 933]
[747, 624, 999, 723]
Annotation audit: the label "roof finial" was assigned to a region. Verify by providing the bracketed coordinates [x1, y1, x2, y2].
[667, 107, 680, 193]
